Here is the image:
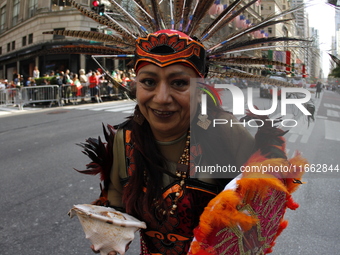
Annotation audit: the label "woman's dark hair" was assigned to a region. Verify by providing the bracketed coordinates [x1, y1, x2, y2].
[122, 112, 173, 219]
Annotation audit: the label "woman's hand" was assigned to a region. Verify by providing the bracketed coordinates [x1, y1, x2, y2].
[90, 245, 117, 255]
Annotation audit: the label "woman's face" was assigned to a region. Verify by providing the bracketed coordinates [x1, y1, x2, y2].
[136, 64, 199, 141]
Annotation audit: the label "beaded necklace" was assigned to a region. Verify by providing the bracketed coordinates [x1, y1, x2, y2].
[169, 129, 190, 215]
[151, 130, 190, 216]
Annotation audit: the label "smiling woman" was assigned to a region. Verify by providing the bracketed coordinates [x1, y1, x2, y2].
[107, 30, 255, 255]
[135, 64, 197, 141]
[70, 1, 308, 254]
[76, 30, 255, 255]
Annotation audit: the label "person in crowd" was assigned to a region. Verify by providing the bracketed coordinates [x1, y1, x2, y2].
[62, 69, 72, 104]
[113, 69, 122, 83]
[24, 77, 35, 101]
[128, 68, 136, 81]
[0, 79, 6, 90]
[25, 77, 32, 87]
[71, 74, 82, 104]
[98, 74, 108, 101]
[96, 70, 102, 78]
[121, 71, 131, 88]
[18, 75, 24, 87]
[33, 66, 40, 78]
[315, 80, 322, 98]
[13, 72, 19, 85]
[8, 80, 18, 104]
[79, 69, 88, 103]
[3, 79, 8, 88]
[88, 71, 100, 103]
[86, 70, 93, 79]
[56, 73, 63, 87]
[40, 78, 49, 85]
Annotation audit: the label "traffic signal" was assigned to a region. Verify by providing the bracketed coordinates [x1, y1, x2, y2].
[91, 1, 99, 13]
[98, 4, 105, 16]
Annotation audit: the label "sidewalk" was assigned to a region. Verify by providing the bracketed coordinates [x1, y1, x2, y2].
[0, 98, 126, 117]
[0, 104, 46, 116]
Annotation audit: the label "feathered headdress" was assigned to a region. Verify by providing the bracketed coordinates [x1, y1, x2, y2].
[43, 0, 308, 85]
[329, 53, 340, 66]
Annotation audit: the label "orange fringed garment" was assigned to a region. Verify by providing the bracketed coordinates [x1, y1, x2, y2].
[189, 150, 307, 255]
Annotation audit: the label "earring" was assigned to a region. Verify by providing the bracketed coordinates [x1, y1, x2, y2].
[133, 105, 145, 125]
[197, 114, 211, 130]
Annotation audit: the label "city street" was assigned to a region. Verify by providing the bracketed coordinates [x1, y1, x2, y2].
[0, 88, 339, 254]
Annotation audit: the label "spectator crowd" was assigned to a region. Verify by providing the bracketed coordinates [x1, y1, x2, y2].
[0, 67, 136, 105]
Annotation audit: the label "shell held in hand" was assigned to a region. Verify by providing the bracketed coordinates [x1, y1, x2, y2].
[69, 204, 146, 255]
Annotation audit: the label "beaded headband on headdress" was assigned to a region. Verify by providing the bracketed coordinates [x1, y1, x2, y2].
[43, 0, 309, 87]
[134, 30, 206, 77]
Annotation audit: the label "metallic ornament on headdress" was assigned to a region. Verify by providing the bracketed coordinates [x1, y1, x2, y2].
[134, 30, 206, 77]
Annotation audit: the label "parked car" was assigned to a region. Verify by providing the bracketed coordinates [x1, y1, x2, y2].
[260, 83, 271, 98]
[290, 76, 307, 88]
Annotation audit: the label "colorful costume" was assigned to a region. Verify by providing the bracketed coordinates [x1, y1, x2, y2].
[107, 112, 254, 254]
[65, 0, 309, 254]
[77, 112, 306, 254]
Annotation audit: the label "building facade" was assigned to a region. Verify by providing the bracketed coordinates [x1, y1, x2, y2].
[308, 27, 321, 79]
[261, 0, 300, 75]
[0, 0, 321, 81]
[0, 0, 119, 82]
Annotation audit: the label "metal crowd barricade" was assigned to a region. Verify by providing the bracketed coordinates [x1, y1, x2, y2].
[20, 85, 60, 109]
[99, 80, 130, 100]
[1, 82, 129, 110]
[0, 88, 20, 107]
[59, 84, 91, 105]
[65, 81, 127, 104]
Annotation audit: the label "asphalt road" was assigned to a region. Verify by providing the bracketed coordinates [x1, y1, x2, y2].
[0, 101, 131, 255]
[0, 89, 339, 254]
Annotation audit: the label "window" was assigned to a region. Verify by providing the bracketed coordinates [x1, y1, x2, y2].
[22, 36, 27, 46]
[53, 28, 65, 39]
[13, 0, 20, 26]
[52, 0, 72, 7]
[12, 41, 15, 50]
[28, 0, 38, 18]
[0, 6, 6, 33]
[52, 0, 72, 11]
[268, 27, 272, 34]
[7, 43, 10, 52]
[0, 47, 2, 55]
[28, 33, 33, 44]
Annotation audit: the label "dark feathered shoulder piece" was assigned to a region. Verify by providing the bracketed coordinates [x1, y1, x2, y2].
[75, 123, 117, 205]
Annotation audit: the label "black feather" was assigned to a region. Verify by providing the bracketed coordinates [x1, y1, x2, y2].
[74, 124, 116, 192]
[211, 37, 304, 55]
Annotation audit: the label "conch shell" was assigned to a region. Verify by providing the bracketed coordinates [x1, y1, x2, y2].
[69, 204, 146, 255]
